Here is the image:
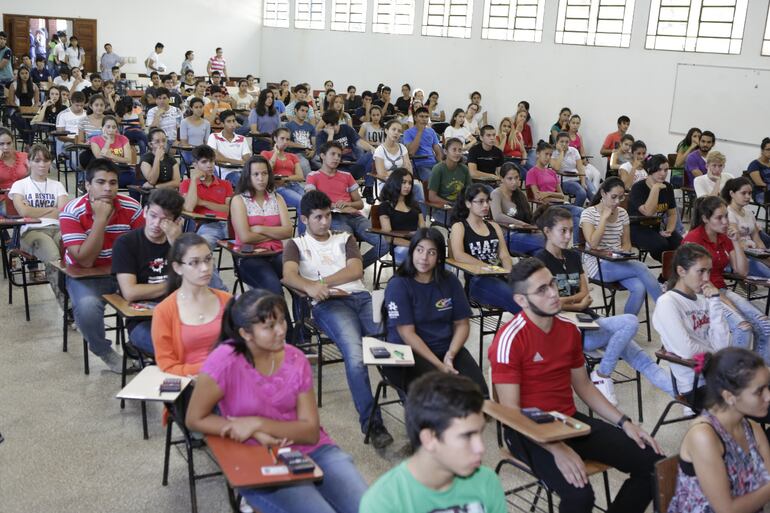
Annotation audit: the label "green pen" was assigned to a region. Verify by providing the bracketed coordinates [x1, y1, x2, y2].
[393, 350, 404, 360]
[317, 270, 324, 284]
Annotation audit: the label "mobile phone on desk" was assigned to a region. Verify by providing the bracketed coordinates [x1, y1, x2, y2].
[576, 313, 594, 323]
[159, 378, 182, 393]
[370, 346, 391, 359]
[277, 450, 315, 474]
[521, 407, 555, 424]
[239, 244, 255, 253]
[204, 213, 217, 218]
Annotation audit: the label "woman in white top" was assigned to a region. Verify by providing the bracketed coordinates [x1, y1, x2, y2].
[358, 105, 385, 148]
[443, 108, 476, 150]
[464, 103, 480, 137]
[64, 37, 85, 69]
[52, 67, 75, 90]
[8, 144, 69, 264]
[619, 140, 648, 190]
[580, 177, 663, 315]
[551, 131, 593, 207]
[723, 176, 770, 279]
[426, 91, 445, 123]
[233, 79, 254, 111]
[469, 91, 487, 127]
[372, 119, 423, 204]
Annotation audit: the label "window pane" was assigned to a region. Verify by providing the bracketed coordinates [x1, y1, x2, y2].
[295, 0, 326, 29]
[423, 0, 474, 38]
[264, 0, 290, 27]
[482, 0, 544, 41]
[373, 0, 415, 33]
[555, 0, 635, 48]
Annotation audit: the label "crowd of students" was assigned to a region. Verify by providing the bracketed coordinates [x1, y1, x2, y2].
[5, 35, 770, 510]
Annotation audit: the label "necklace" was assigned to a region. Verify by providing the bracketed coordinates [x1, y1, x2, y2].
[179, 290, 205, 321]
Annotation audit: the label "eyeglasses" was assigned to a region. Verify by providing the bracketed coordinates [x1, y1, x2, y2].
[180, 254, 214, 268]
[523, 279, 558, 297]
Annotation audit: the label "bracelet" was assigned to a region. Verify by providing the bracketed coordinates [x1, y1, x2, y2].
[616, 414, 631, 429]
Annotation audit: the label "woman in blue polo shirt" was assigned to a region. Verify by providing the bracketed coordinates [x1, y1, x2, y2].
[383, 227, 487, 396]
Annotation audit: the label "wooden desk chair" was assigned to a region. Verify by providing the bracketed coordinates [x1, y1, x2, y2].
[653, 455, 680, 513]
[743, 169, 770, 231]
[650, 349, 701, 436]
[4, 200, 49, 322]
[485, 369, 612, 512]
[432, 122, 449, 137]
[667, 153, 684, 190]
[162, 387, 223, 513]
[368, 203, 396, 289]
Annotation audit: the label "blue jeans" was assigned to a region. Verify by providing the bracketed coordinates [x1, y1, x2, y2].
[339, 150, 373, 180]
[562, 180, 588, 207]
[66, 275, 118, 357]
[468, 276, 520, 314]
[393, 246, 408, 267]
[129, 321, 154, 355]
[238, 253, 283, 295]
[196, 220, 227, 249]
[277, 181, 304, 211]
[564, 204, 583, 244]
[585, 314, 674, 396]
[239, 444, 367, 513]
[415, 165, 435, 183]
[595, 259, 662, 315]
[312, 291, 382, 431]
[748, 257, 770, 279]
[506, 231, 545, 255]
[330, 213, 389, 269]
[723, 289, 770, 364]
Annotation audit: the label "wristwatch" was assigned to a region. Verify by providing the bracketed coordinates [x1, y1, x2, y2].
[616, 414, 631, 428]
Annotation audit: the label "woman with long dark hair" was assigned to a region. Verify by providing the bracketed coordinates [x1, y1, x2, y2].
[151, 233, 232, 375]
[186, 289, 368, 513]
[723, 176, 770, 273]
[490, 162, 544, 255]
[378, 168, 425, 266]
[383, 227, 486, 395]
[675, 127, 702, 169]
[443, 108, 476, 150]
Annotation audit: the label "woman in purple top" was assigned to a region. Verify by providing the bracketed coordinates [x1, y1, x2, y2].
[186, 289, 368, 513]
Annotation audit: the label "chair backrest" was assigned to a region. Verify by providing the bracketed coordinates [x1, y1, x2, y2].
[370, 203, 382, 229]
[667, 153, 678, 169]
[661, 250, 675, 282]
[5, 197, 19, 216]
[653, 455, 680, 513]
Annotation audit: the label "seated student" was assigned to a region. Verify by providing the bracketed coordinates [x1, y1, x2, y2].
[358, 105, 385, 147]
[139, 128, 181, 189]
[208, 109, 252, 181]
[393, 83, 411, 116]
[465, 103, 481, 138]
[526, 141, 583, 242]
[112, 189, 186, 355]
[30, 86, 66, 126]
[77, 94, 106, 143]
[581, 178, 663, 315]
[180, 145, 233, 249]
[403, 107, 443, 182]
[285, 84, 317, 124]
[443, 108, 476, 151]
[205, 72, 230, 100]
[31, 56, 52, 86]
[684, 196, 770, 363]
[179, 97, 211, 169]
[425, 91, 445, 123]
[685, 130, 715, 186]
[508, 110, 534, 175]
[315, 110, 374, 181]
[59, 158, 144, 372]
[724, 177, 770, 277]
[9, 144, 69, 265]
[361, 372, 505, 513]
[185, 80, 211, 109]
[383, 228, 486, 394]
[675, 127, 702, 169]
[467, 125, 503, 181]
[428, 137, 472, 205]
[747, 137, 770, 203]
[694, 151, 733, 197]
[160, 75, 184, 111]
[373, 85, 396, 118]
[668, 347, 770, 513]
[282, 190, 394, 448]
[151, 233, 232, 375]
[600, 115, 631, 160]
[551, 131, 593, 207]
[534, 206, 673, 405]
[285, 100, 316, 177]
[323, 95, 352, 127]
[230, 156, 292, 296]
[374, 119, 414, 178]
[549, 107, 571, 144]
[378, 169, 426, 266]
[144, 72, 162, 99]
[305, 142, 387, 268]
[354, 91, 375, 124]
[55, 90, 87, 157]
[260, 127, 305, 210]
[608, 134, 634, 173]
[449, 184, 519, 314]
[81, 73, 104, 101]
[146, 87, 182, 146]
[53, 65, 75, 90]
[490, 258, 663, 513]
[186, 289, 368, 513]
[489, 163, 544, 256]
[248, 89, 281, 144]
[88, 115, 134, 187]
[618, 140, 648, 189]
[0, 129, 29, 215]
[627, 154, 683, 264]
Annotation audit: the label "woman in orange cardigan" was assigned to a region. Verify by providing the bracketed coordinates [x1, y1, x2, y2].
[151, 233, 232, 375]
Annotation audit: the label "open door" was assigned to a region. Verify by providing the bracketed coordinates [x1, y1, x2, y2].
[72, 18, 96, 72]
[3, 14, 30, 65]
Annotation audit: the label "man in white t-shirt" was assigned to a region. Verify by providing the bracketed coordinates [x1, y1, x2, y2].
[146, 88, 182, 144]
[54, 34, 68, 67]
[55, 91, 87, 159]
[694, 150, 733, 197]
[145, 42, 167, 74]
[206, 109, 251, 180]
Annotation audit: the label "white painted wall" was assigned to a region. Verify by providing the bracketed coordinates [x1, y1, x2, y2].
[1, 0, 263, 78]
[260, 0, 770, 172]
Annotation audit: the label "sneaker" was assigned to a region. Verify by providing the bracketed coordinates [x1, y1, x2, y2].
[239, 497, 254, 513]
[100, 350, 124, 374]
[590, 370, 618, 406]
[682, 405, 696, 417]
[369, 423, 394, 449]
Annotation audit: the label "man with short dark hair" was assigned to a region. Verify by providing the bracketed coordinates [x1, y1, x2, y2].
[285, 84, 316, 123]
[161, 75, 184, 109]
[145, 42, 166, 74]
[489, 258, 662, 513]
[403, 106, 443, 182]
[467, 125, 504, 179]
[354, 91, 374, 124]
[282, 189, 394, 448]
[316, 110, 374, 179]
[147, 87, 182, 143]
[60, 158, 144, 372]
[361, 372, 506, 513]
[81, 73, 104, 100]
[285, 101, 317, 176]
[374, 85, 396, 117]
[99, 43, 124, 81]
[111, 66, 128, 96]
[31, 56, 52, 86]
[0, 31, 13, 88]
[600, 115, 631, 158]
[684, 130, 715, 186]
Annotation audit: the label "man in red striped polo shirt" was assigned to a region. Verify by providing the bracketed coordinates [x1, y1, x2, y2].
[60, 158, 144, 372]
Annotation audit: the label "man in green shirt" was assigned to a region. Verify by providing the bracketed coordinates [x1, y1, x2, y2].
[360, 373, 506, 513]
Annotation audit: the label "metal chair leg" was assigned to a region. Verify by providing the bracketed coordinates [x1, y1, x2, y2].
[162, 413, 173, 485]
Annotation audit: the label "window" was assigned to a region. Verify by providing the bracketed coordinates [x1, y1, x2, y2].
[422, 0, 474, 38]
[555, 0, 636, 47]
[762, 3, 770, 55]
[646, 0, 749, 54]
[372, 0, 415, 34]
[331, 0, 368, 31]
[264, 0, 290, 27]
[295, 0, 326, 29]
[482, 0, 545, 42]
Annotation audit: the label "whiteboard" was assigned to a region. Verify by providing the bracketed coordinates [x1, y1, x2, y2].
[669, 63, 770, 146]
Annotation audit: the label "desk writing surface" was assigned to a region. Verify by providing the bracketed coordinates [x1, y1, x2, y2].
[0, 216, 41, 227]
[558, 311, 600, 330]
[362, 337, 415, 366]
[182, 210, 227, 222]
[445, 258, 508, 277]
[206, 435, 323, 488]
[367, 228, 415, 239]
[217, 240, 280, 259]
[50, 260, 112, 279]
[483, 401, 591, 444]
[116, 365, 192, 402]
[102, 293, 155, 319]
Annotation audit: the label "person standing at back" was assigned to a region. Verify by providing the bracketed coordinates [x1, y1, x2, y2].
[206, 47, 228, 82]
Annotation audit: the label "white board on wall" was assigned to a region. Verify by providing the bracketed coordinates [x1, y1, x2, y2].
[669, 63, 770, 146]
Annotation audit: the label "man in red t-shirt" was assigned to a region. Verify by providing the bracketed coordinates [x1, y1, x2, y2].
[489, 258, 661, 513]
[600, 115, 631, 158]
[60, 158, 145, 372]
